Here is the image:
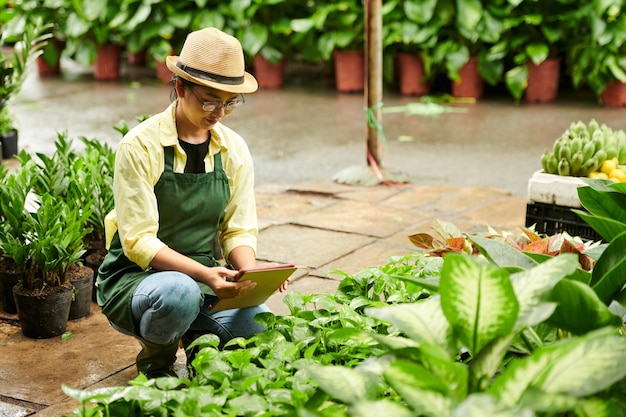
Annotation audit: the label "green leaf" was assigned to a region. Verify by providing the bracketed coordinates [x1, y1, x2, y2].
[590, 230, 626, 304]
[504, 65, 528, 101]
[488, 328, 626, 406]
[350, 400, 414, 417]
[297, 363, 380, 404]
[524, 43, 549, 66]
[470, 236, 538, 270]
[577, 183, 626, 225]
[456, 0, 483, 32]
[440, 253, 519, 354]
[510, 254, 578, 329]
[365, 297, 450, 349]
[547, 278, 622, 334]
[440, 254, 519, 354]
[451, 393, 523, 417]
[384, 359, 456, 416]
[574, 210, 626, 242]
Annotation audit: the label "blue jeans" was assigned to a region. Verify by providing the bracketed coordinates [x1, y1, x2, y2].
[112, 271, 270, 346]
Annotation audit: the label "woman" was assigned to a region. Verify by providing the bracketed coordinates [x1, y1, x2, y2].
[97, 27, 278, 378]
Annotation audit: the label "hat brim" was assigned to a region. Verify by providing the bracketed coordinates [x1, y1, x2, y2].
[166, 56, 258, 94]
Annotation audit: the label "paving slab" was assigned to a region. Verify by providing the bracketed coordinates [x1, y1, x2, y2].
[0, 306, 138, 406]
[257, 224, 376, 269]
[292, 199, 425, 238]
[256, 190, 338, 230]
[379, 184, 463, 210]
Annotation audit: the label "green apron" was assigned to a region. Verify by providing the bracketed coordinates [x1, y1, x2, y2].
[97, 146, 230, 334]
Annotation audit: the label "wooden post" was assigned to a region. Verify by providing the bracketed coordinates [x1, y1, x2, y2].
[365, 0, 382, 167]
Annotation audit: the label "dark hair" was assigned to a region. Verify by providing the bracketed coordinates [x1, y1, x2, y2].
[169, 76, 201, 102]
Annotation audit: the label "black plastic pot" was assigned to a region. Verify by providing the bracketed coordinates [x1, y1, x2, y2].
[0, 270, 20, 314]
[13, 284, 72, 339]
[0, 128, 18, 158]
[69, 266, 94, 320]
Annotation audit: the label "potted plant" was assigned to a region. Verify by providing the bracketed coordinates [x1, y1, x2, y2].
[295, 0, 365, 92]
[15, 132, 115, 318]
[232, 0, 315, 89]
[382, 0, 446, 96]
[0, 19, 51, 158]
[124, 1, 195, 83]
[64, 0, 152, 81]
[495, 0, 579, 102]
[0, 159, 93, 338]
[567, 1, 626, 106]
[3, 0, 71, 76]
[432, 0, 510, 99]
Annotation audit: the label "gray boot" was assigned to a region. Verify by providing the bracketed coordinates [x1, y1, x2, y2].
[135, 337, 179, 378]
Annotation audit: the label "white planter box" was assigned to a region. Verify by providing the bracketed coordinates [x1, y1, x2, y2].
[527, 170, 587, 208]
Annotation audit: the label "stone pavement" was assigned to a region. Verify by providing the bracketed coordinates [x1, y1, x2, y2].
[0, 178, 527, 417]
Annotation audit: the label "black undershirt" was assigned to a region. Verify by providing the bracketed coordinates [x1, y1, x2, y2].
[179, 138, 209, 174]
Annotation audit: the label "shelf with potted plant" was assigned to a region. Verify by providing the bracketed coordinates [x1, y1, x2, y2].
[566, 1, 626, 107]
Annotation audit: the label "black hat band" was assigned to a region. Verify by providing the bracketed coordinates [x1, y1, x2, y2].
[177, 61, 244, 85]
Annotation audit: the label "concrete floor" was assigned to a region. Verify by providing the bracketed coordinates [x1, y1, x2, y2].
[0, 57, 623, 416]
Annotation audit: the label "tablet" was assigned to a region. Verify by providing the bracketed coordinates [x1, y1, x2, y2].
[210, 264, 297, 312]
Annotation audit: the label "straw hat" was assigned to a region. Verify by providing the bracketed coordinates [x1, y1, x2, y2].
[166, 27, 258, 93]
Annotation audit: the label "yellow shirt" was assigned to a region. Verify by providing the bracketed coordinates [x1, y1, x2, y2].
[104, 101, 257, 270]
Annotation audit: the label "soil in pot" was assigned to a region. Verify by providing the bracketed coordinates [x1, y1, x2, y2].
[68, 264, 94, 320]
[13, 281, 73, 339]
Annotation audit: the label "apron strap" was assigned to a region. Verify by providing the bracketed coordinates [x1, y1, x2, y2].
[164, 146, 175, 172]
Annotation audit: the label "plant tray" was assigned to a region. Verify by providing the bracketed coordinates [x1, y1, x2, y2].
[525, 201, 603, 242]
[527, 170, 587, 208]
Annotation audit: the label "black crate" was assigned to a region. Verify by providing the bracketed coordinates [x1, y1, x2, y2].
[525, 202, 603, 242]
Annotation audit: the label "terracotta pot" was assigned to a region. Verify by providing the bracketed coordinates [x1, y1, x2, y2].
[525, 58, 561, 103]
[127, 49, 147, 66]
[600, 81, 626, 107]
[254, 54, 286, 89]
[451, 57, 483, 99]
[36, 38, 65, 77]
[333, 50, 364, 93]
[94, 43, 122, 81]
[395, 53, 429, 96]
[155, 60, 173, 84]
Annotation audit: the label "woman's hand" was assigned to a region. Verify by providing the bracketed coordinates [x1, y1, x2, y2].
[202, 266, 256, 299]
[278, 279, 290, 293]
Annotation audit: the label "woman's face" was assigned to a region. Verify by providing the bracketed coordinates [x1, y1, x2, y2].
[178, 82, 242, 131]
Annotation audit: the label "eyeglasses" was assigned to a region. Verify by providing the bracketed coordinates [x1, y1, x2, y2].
[188, 88, 244, 112]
